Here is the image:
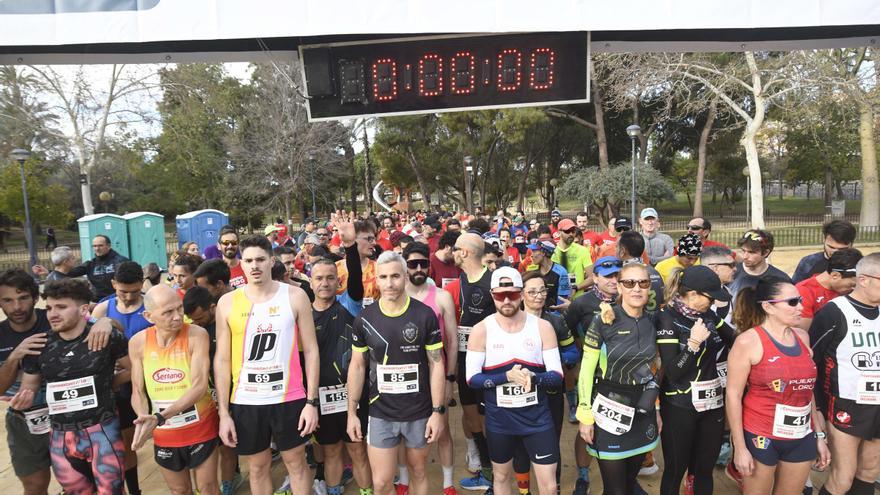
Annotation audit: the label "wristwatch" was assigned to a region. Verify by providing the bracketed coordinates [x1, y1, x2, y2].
[305, 398, 320, 407]
[445, 374, 456, 383]
[816, 431, 827, 440]
[154, 412, 166, 426]
[432, 406, 447, 414]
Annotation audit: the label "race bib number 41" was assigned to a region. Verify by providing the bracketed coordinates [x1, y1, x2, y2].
[772, 403, 811, 439]
[377, 364, 419, 394]
[46, 376, 97, 414]
[592, 393, 634, 435]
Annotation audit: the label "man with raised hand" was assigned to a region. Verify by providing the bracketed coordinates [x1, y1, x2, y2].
[129, 284, 219, 495]
[346, 251, 446, 495]
[214, 235, 320, 495]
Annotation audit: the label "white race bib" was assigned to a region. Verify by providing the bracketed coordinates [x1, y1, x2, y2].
[592, 393, 635, 435]
[153, 400, 200, 429]
[569, 274, 577, 287]
[691, 378, 724, 412]
[496, 383, 538, 408]
[362, 297, 375, 308]
[319, 385, 349, 415]
[241, 363, 285, 395]
[457, 326, 472, 350]
[46, 376, 97, 414]
[377, 364, 419, 394]
[856, 372, 880, 405]
[716, 362, 728, 388]
[24, 407, 50, 435]
[772, 403, 811, 439]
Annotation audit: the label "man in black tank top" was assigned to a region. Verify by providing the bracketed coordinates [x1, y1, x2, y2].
[453, 233, 496, 491]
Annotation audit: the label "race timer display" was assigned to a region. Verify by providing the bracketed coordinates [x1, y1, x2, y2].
[300, 32, 589, 121]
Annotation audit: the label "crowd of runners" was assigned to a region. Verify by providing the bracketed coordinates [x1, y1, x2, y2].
[1, 206, 878, 495]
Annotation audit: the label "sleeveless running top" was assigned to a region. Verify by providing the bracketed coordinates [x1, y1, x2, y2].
[228, 283, 306, 405]
[458, 268, 495, 351]
[824, 297, 880, 401]
[143, 324, 218, 447]
[742, 326, 817, 439]
[106, 295, 151, 340]
[482, 313, 553, 435]
[422, 284, 446, 343]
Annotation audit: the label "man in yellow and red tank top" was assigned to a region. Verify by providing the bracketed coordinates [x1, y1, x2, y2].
[128, 284, 220, 494]
[214, 235, 321, 495]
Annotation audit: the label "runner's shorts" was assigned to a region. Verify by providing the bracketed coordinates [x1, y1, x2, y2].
[230, 399, 309, 455]
[827, 396, 880, 440]
[5, 410, 51, 477]
[744, 430, 817, 466]
[155, 438, 218, 472]
[487, 427, 559, 465]
[49, 417, 125, 495]
[367, 416, 429, 449]
[315, 403, 368, 446]
[586, 381, 659, 461]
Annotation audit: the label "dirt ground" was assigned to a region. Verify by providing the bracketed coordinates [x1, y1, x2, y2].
[2, 246, 877, 494]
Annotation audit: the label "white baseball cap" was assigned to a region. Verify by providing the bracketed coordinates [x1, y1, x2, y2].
[490, 266, 523, 289]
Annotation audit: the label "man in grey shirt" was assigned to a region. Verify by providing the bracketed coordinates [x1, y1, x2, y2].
[639, 207, 674, 265]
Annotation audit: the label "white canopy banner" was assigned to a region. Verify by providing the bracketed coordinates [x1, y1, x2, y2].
[1, 0, 879, 47]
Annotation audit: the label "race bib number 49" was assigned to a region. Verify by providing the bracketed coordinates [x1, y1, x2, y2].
[46, 376, 97, 414]
[377, 364, 419, 394]
[592, 393, 634, 435]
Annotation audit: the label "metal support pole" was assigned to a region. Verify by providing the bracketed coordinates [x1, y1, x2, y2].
[18, 159, 38, 272]
[630, 138, 637, 222]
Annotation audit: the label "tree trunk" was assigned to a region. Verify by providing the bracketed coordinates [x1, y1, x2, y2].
[516, 158, 534, 212]
[741, 129, 766, 229]
[593, 80, 610, 169]
[344, 143, 357, 213]
[694, 98, 717, 217]
[406, 147, 432, 208]
[824, 165, 834, 207]
[362, 128, 373, 212]
[858, 102, 880, 228]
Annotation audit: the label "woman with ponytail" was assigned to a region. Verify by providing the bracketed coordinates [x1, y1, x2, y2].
[725, 276, 831, 494]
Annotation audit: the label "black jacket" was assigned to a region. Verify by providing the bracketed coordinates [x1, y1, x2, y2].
[68, 249, 129, 301]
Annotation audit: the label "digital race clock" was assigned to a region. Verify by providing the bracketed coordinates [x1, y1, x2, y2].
[300, 32, 590, 121]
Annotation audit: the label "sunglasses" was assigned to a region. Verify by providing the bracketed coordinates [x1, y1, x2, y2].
[762, 296, 803, 307]
[708, 262, 736, 269]
[220, 241, 239, 246]
[615, 226, 631, 232]
[596, 260, 623, 270]
[687, 225, 704, 231]
[563, 228, 577, 234]
[619, 279, 651, 289]
[406, 259, 430, 269]
[492, 290, 522, 302]
[525, 288, 548, 297]
[316, 232, 329, 237]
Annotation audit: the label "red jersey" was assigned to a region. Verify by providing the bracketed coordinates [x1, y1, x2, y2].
[504, 246, 521, 265]
[796, 275, 838, 319]
[742, 327, 817, 440]
[229, 262, 247, 289]
[443, 278, 461, 325]
[427, 235, 441, 254]
[430, 253, 461, 288]
[377, 230, 394, 252]
[581, 231, 602, 251]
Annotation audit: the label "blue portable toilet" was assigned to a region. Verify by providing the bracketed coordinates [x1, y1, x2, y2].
[175, 209, 229, 252]
[123, 212, 168, 269]
[77, 214, 130, 261]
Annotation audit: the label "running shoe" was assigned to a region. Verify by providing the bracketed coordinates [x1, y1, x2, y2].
[638, 452, 659, 476]
[313, 479, 328, 495]
[395, 483, 409, 495]
[444, 486, 459, 495]
[725, 461, 744, 491]
[274, 475, 291, 495]
[460, 473, 492, 491]
[221, 473, 244, 495]
[685, 474, 694, 495]
[572, 477, 590, 495]
[467, 451, 481, 473]
[716, 440, 732, 467]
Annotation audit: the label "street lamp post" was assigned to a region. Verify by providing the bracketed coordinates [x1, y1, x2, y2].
[435, 175, 443, 208]
[308, 152, 317, 220]
[9, 148, 38, 275]
[464, 156, 474, 213]
[626, 125, 641, 222]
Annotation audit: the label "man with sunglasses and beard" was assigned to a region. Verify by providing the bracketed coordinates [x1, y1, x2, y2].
[217, 227, 247, 289]
[405, 242, 460, 495]
[552, 219, 594, 300]
[466, 267, 564, 495]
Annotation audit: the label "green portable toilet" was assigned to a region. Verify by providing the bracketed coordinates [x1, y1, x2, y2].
[124, 212, 168, 269]
[77, 214, 130, 261]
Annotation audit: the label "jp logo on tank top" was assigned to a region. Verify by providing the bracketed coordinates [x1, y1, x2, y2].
[248, 323, 279, 362]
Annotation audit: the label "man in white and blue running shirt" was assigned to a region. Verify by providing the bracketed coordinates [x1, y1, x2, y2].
[466, 266, 564, 495]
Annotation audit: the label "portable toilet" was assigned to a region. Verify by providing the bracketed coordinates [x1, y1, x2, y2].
[124, 212, 168, 269]
[77, 214, 130, 261]
[175, 209, 229, 251]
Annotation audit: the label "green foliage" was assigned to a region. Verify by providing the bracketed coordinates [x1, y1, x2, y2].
[0, 158, 72, 226]
[558, 162, 674, 217]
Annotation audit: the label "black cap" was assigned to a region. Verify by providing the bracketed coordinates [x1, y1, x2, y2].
[424, 215, 441, 229]
[681, 265, 730, 302]
[614, 217, 633, 232]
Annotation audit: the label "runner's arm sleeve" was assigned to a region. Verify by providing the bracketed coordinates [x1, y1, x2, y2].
[344, 243, 364, 302]
[465, 351, 509, 389]
[576, 316, 604, 425]
[533, 348, 564, 388]
[656, 310, 698, 382]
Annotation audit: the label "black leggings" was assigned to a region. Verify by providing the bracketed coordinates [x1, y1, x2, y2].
[597, 454, 646, 495]
[659, 404, 725, 495]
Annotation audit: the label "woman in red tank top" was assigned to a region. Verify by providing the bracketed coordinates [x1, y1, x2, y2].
[726, 276, 831, 494]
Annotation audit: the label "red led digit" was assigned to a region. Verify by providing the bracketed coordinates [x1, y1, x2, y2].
[450, 51, 475, 95]
[496, 49, 522, 92]
[482, 58, 491, 86]
[418, 53, 444, 97]
[371, 58, 398, 101]
[404, 64, 413, 91]
[529, 48, 556, 90]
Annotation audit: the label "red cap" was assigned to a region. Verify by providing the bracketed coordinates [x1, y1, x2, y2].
[557, 218, 576, 231]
